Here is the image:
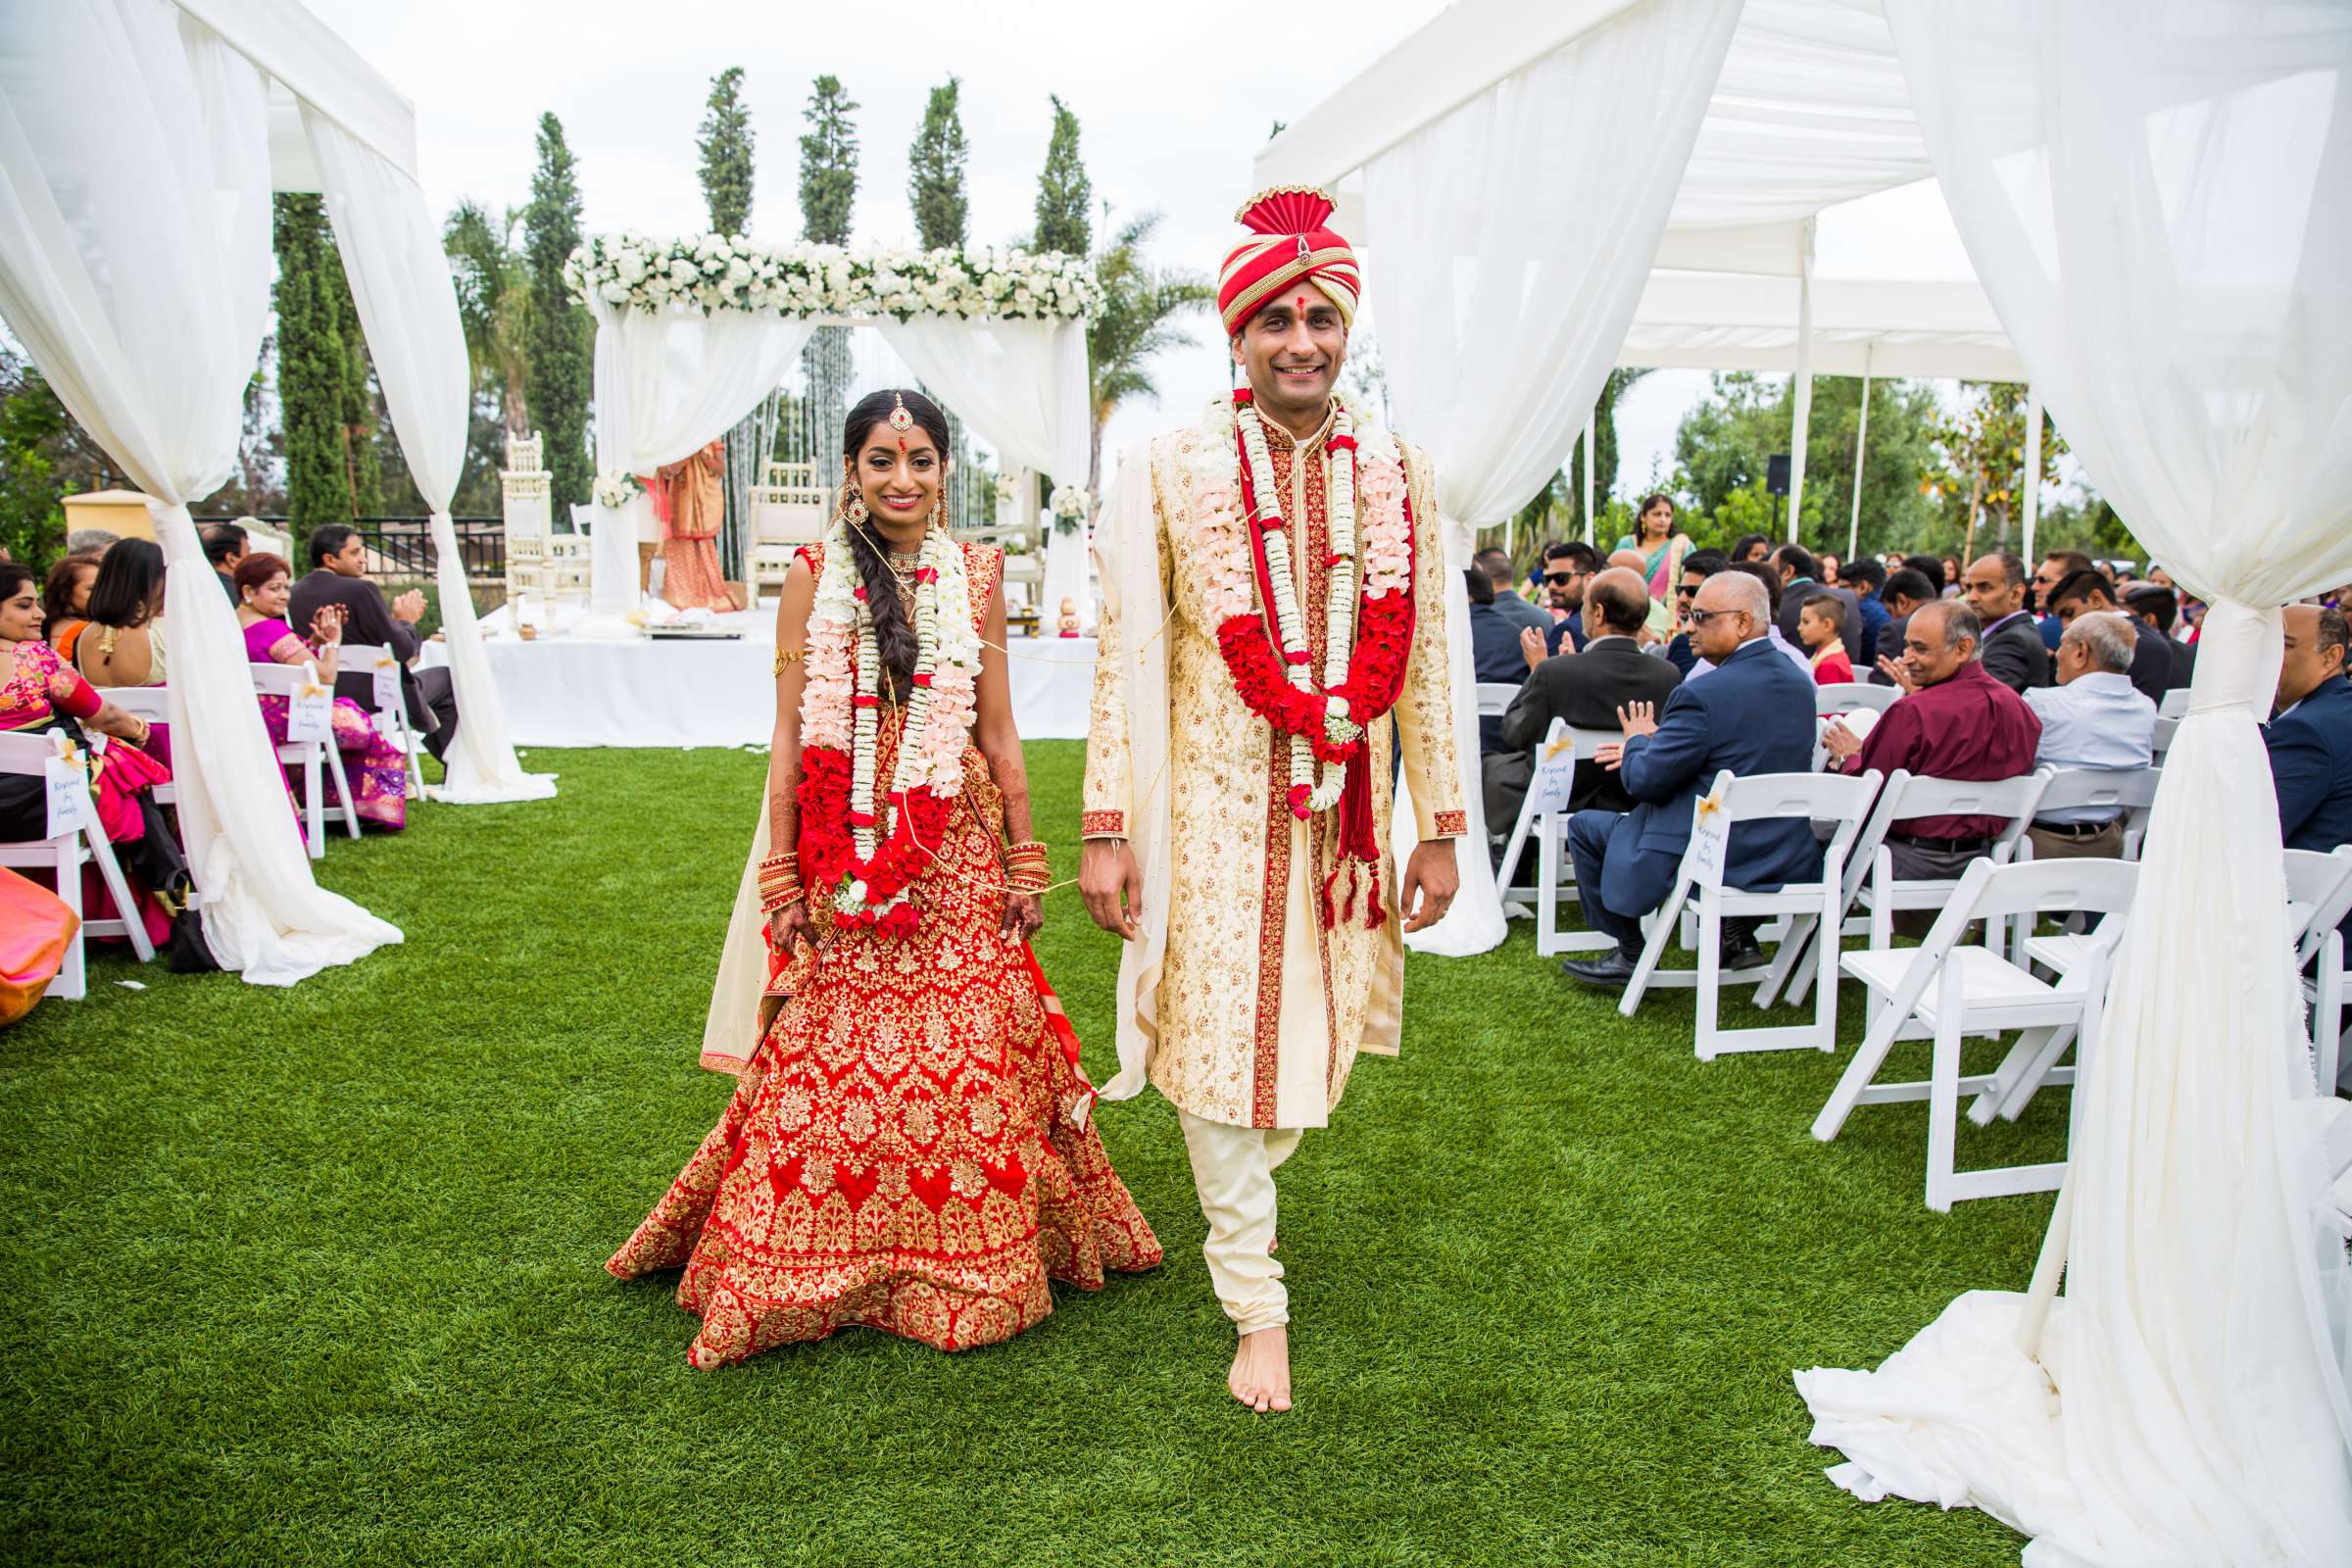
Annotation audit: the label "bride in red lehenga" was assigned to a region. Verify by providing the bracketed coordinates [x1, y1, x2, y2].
[608, 389, 1158, 1367]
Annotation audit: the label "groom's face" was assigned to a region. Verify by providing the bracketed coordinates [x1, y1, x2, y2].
[1232, 292, 1347, 423]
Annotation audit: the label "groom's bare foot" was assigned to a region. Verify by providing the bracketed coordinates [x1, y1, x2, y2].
[1228, 1325, 1292, 1413]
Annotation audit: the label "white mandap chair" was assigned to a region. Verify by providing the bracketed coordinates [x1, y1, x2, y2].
[747, 462, 832, 601]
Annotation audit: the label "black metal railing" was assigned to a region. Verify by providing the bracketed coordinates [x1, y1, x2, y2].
[194, 515, 507, 579]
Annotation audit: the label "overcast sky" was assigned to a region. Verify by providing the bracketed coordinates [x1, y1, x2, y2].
[296, 0, 2021, 509]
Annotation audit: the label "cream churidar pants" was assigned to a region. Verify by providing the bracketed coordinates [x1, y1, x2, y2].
[1178, 1111, 1302, 1335]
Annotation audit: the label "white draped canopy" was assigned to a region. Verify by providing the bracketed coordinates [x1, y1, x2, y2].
[0, 0, 551, 983]
[584, 293, 1091, 617]
[1263, 0, 2352, 1558]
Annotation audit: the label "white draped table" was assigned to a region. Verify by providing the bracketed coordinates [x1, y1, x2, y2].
[421, 608, 1097, 748]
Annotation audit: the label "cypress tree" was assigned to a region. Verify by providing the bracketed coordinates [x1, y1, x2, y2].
[798, 76, 858, 246]
[907, 77, 969, 252]
[1033, 95, 1091, 256]
[698, 67, 756, 235]
[274, 193, 355, 526]
[523, 112, 593, 508]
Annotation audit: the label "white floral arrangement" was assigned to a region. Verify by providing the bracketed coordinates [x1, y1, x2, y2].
[1048, 484, 1091, 534]
[592, 470, 642, 509]
[565, 232, 1103, 322]
[993, 473, 1023, 508]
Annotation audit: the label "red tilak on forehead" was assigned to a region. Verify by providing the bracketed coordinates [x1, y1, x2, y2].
[1296, 295, 1310, 314]
[897, 436, 906, 452]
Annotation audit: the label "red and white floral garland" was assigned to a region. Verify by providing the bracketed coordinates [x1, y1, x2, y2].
[794, 519, 980, 935]
[1185, 389, 1416, 818]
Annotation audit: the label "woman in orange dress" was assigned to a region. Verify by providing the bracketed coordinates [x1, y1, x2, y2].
[654, 439, 742, 612]
[608, 390, 1158, 1367]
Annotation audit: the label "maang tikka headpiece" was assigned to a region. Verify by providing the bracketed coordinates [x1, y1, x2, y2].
[888, 391, 914, 453]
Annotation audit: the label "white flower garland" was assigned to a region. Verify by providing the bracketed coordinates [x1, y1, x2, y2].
[566, 233, 1102, 322]
[1188, 391, 1414, 814]
[801, 519, 983, 920]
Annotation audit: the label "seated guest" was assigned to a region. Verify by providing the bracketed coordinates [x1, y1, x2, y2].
[1960, 552, 2052, 692]
[2022, 612, 2156, 862]
[1606, 549, 1676, 644]
[234, 554, 408, 831]
[0, 562, 186, 949]
[1822, 601, 2043, 933]
[1904, 553, 1947, 599]
[1873, 566, 1937, 686]
[1692, 562, 1811, 680]
[204, 522, 248, 603]
[1662, 551, 1728, 677]
[39, 552, 100, 664]
[1496, 567, 1682, 824]
[2043, 568, 2172, 704]
[1798, 592, 1854, 685]
[2033, 549, 2095, 651]
[1771, 543, 1862, 662]
[1476, 547, 1551, 636]
[2123, 584, 2198, 690]
[1841, 557, 1890, 669]
[290, 524, 459, 761]
[1540, 540, 1600, 655]
[71, 538, 170, 697]
[2268, 605, 2352, 945]
[64, 527, 120, 558]
[1730, 532, 1774, 567]
[1939, 555, 1964, 598]
[1818, 551, 1841, 588]
[1559, 570, 1820, 986]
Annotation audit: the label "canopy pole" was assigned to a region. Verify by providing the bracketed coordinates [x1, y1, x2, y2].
[1582, 408, 1596, 547]
[2022, 385, 2043, 569]
[1787, 217, 1816, 543]
[1848, 346, 1873, 564]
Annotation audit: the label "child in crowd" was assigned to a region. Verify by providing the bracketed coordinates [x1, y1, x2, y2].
[1799, 591, 1853, 685]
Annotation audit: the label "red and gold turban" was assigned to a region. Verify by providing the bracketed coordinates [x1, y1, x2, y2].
[1217, 186, 1361, 338]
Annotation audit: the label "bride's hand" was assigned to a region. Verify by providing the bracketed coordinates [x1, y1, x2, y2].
[1002, 892, 1043, 942]
[768, 902, 812, 955]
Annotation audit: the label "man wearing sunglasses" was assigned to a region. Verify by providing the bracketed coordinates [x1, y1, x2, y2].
[1662, 551, 1729, 676]
[1559, 570, 1822, 986]
[1539, 540, 1600, 656]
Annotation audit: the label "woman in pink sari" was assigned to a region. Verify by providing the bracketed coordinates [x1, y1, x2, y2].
[232, 553, 407, 830]
[0, 561, 183, 947]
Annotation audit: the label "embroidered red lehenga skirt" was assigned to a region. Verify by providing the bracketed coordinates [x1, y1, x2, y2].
[607, 719, 1159, 1366]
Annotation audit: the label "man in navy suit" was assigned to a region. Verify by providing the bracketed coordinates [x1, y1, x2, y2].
[2269, 605, 2352, 943]
[1560, 570, 1823, 986]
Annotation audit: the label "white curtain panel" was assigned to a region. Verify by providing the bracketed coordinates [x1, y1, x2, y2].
[1362, 0, 1743, 526]
[587, 296, 813, 615]
[302, 108, 554, 806]
[1388, 516, 1506, 956]
[0, 0, 398, 984]
[1800, 5, 2352, 1563]
[877, 316, 1091, 489]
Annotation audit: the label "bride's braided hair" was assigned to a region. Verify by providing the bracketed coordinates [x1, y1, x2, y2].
[841, 388, 951, 700]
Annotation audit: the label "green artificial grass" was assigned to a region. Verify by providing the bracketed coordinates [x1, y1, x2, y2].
[0, 743, 2074, 1566]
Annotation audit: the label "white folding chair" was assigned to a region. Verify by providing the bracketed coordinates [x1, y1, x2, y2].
[2018, 765, 2163, 864]
[1814, 682, 1899, 716]
[2151, 715, 2180, 760]
[251, 662, 359, 858]
[1509, 722, 1635, 956]
[1814, 857, 2140, 1210]
[342, 643, 425, 800]
[2158, 687, 2190, 720]
[1857, 769, 2050, 952]
[1617, 768, 1883, 1059]
[2290, 848, 2352, 1094]
[0, 729, 158, 994]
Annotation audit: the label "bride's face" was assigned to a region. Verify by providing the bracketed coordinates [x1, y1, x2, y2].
[847, 425, 946, 535]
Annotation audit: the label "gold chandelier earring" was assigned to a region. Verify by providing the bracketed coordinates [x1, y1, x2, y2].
[840, 479, 868, 528]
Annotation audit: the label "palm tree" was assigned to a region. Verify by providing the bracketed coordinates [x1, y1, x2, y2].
[1086, 210, 1214, 505]
[442, 199, 534, 435]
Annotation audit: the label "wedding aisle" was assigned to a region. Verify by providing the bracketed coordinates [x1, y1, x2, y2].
[1, 743, 2061, 1565]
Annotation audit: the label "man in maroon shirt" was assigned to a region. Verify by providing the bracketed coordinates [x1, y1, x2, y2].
[1822, 599, 2043, 932]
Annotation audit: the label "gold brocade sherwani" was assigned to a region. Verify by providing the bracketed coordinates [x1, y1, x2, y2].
[1083, 400, 1466, 1131]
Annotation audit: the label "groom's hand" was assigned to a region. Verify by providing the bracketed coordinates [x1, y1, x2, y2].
[1080, 838, 1144, 939]
[1400, 840, 1459, 933]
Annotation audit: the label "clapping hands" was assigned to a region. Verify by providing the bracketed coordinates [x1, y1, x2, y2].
[1594, 700, 1660, 771]
[392, 588, 427, 624]
[1519, 624, 1551, 671]
[1875, 655, 1918, 695]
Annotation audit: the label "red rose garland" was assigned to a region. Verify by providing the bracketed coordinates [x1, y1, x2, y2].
[1212, 392, 1417, 783]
